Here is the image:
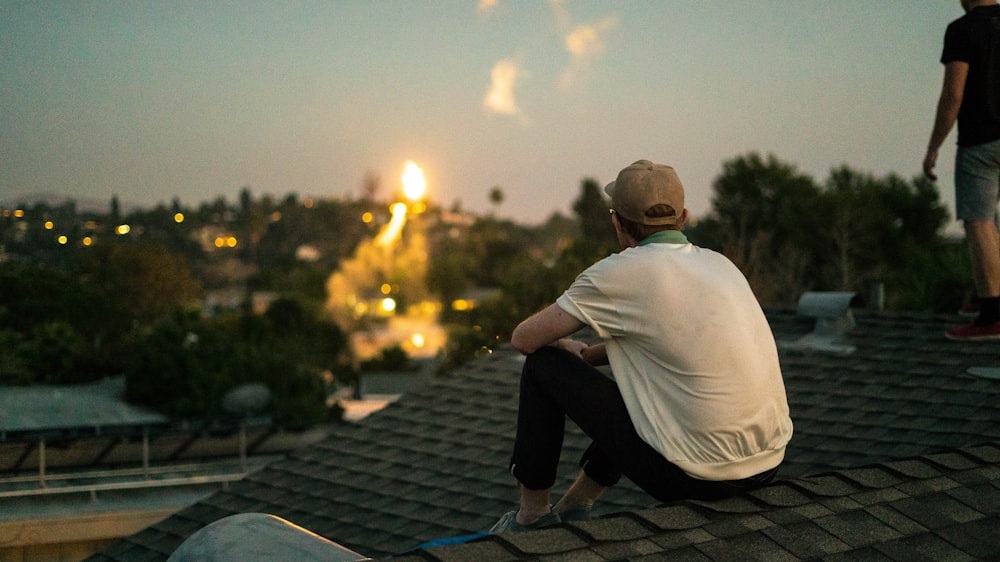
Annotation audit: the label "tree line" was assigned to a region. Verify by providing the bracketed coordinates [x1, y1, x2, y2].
[0, 152, 964, 425]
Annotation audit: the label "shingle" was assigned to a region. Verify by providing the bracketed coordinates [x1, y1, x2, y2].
[933, 516, 1000, 560]
[838, 467, 904, 489]
[864, 505, 929, 536]
[746, 483, 812, 507]
[634, 505, 711, 531]
[888, 495, 987, 530]
[695, 534, 797, 562]
[760, 520, 851, 558]
[494, 527, 590, 556]
[83, 312, 1000, 562]
[569, 514, 654, 542]
[872, 532, 976, 562]
[633, 546, 714, 562]
[849, 486, 909, 506]
[821, 546, 896, 562]
[700, 514, 772, 539]
[814, 509, 904, 548]
[944, 481, 1000, 514]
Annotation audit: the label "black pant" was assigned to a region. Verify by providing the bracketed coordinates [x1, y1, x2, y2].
[509, 347, 776, 502]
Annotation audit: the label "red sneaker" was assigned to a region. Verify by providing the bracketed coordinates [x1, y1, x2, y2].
[958, 302, 980, 318]
[945, 321, 1000, 341]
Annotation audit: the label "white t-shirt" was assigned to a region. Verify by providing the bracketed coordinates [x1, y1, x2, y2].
[556, 233, 793, 481]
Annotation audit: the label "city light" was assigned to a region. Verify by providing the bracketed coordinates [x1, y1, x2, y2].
[214, 236, 239, 248]
[380, 298, 396, 313]
[116, 224, 130, 235]
[362, 212, 373, 224]
[380, 283, 392, 295]
[44, 221, 54, 230]
[82, 236, 93, 246]
[174, 213, 185, 223]
[57, 235, 68, 245]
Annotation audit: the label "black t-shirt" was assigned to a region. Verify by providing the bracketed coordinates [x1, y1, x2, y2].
[941, 4, 1000, 146]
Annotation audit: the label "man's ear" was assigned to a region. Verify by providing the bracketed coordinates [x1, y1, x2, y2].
[611, 211, 624, 233]
[677, 208, 690, 230]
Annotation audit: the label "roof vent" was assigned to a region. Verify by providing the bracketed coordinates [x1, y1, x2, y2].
[786, 291, 860, 354]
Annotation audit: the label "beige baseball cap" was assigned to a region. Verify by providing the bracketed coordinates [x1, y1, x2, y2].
[604, 160, 685, 226]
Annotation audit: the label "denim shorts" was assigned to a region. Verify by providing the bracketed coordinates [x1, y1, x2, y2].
[955, 138, 1000, 221]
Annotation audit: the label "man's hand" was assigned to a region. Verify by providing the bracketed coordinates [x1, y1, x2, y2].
[554, 339, 609, 366]
[923, 148, 938, 181]
[555, 338, 588, 358]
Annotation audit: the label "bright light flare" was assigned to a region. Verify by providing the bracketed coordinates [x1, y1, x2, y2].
[375, 202, 408, 247]
[401, 161, 426, 201]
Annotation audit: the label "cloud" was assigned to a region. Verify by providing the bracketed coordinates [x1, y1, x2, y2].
[559, 15, 618, 91]
[483, 59, 522, 116]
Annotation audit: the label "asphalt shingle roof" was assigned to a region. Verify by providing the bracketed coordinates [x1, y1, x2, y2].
[87, 309, 1000, 561]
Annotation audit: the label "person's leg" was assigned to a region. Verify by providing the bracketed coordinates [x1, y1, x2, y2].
[507, 346, 631, 523]
[514, 486, 552, 524]
[506, 351, 568, 524]
[953, 141, 1000, 331]
[512, 347, 731, 504]
[965, 219, 1000, 321]
[553, 465, 607, 515]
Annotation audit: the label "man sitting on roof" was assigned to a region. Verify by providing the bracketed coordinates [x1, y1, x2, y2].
[491, 159, 794, 533]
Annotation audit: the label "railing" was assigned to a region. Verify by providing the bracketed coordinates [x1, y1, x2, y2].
[0, 457, 276, 499]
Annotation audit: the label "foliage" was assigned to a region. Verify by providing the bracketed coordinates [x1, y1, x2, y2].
[359, 344, 416, 372]
[690, 152, 953, 310]
[123, 299, 347, 425]
[0, 152, 969, 416]
[76, 239, 203, 327]
[437, 325, 496, 374]
[690, 153, 821, 306]
[434, 177, 619, 373]
[0, 262, 114, 383]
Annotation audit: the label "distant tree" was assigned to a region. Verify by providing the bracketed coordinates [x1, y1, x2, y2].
[77, 240, 202, 328]
[557, 178, 618, 286]
[489, 186, 505, 213]
[110, 195, 122, 223]
[692, 152, 952, 309]
[124, 299, 347, 425]
[692, 153, 822, 305]
[0, 262, 113, 383]
[818, 167, 949, 305]
[573, 177, 614, 244]
[362, 170, 381, 203]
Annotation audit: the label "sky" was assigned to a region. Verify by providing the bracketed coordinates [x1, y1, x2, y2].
[0, 1, 965, 226]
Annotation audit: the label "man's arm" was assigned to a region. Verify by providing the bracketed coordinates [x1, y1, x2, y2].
[510, 303, 585, 355]
[580, 342, 609, 366]
[924, 60, 969, 180]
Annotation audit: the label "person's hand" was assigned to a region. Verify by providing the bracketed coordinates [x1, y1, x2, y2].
[923, 148, 938, 181]
[555, 338, 588, 358]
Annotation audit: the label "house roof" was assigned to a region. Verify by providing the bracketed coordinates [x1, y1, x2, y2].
[87, 309, 1000, 561]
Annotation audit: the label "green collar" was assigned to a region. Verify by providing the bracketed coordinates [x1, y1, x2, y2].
[639, 230, 688, 246]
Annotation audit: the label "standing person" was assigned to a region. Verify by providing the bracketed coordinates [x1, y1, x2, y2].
[924, 0, 1000, 340]
[490, 160, 793, 533]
